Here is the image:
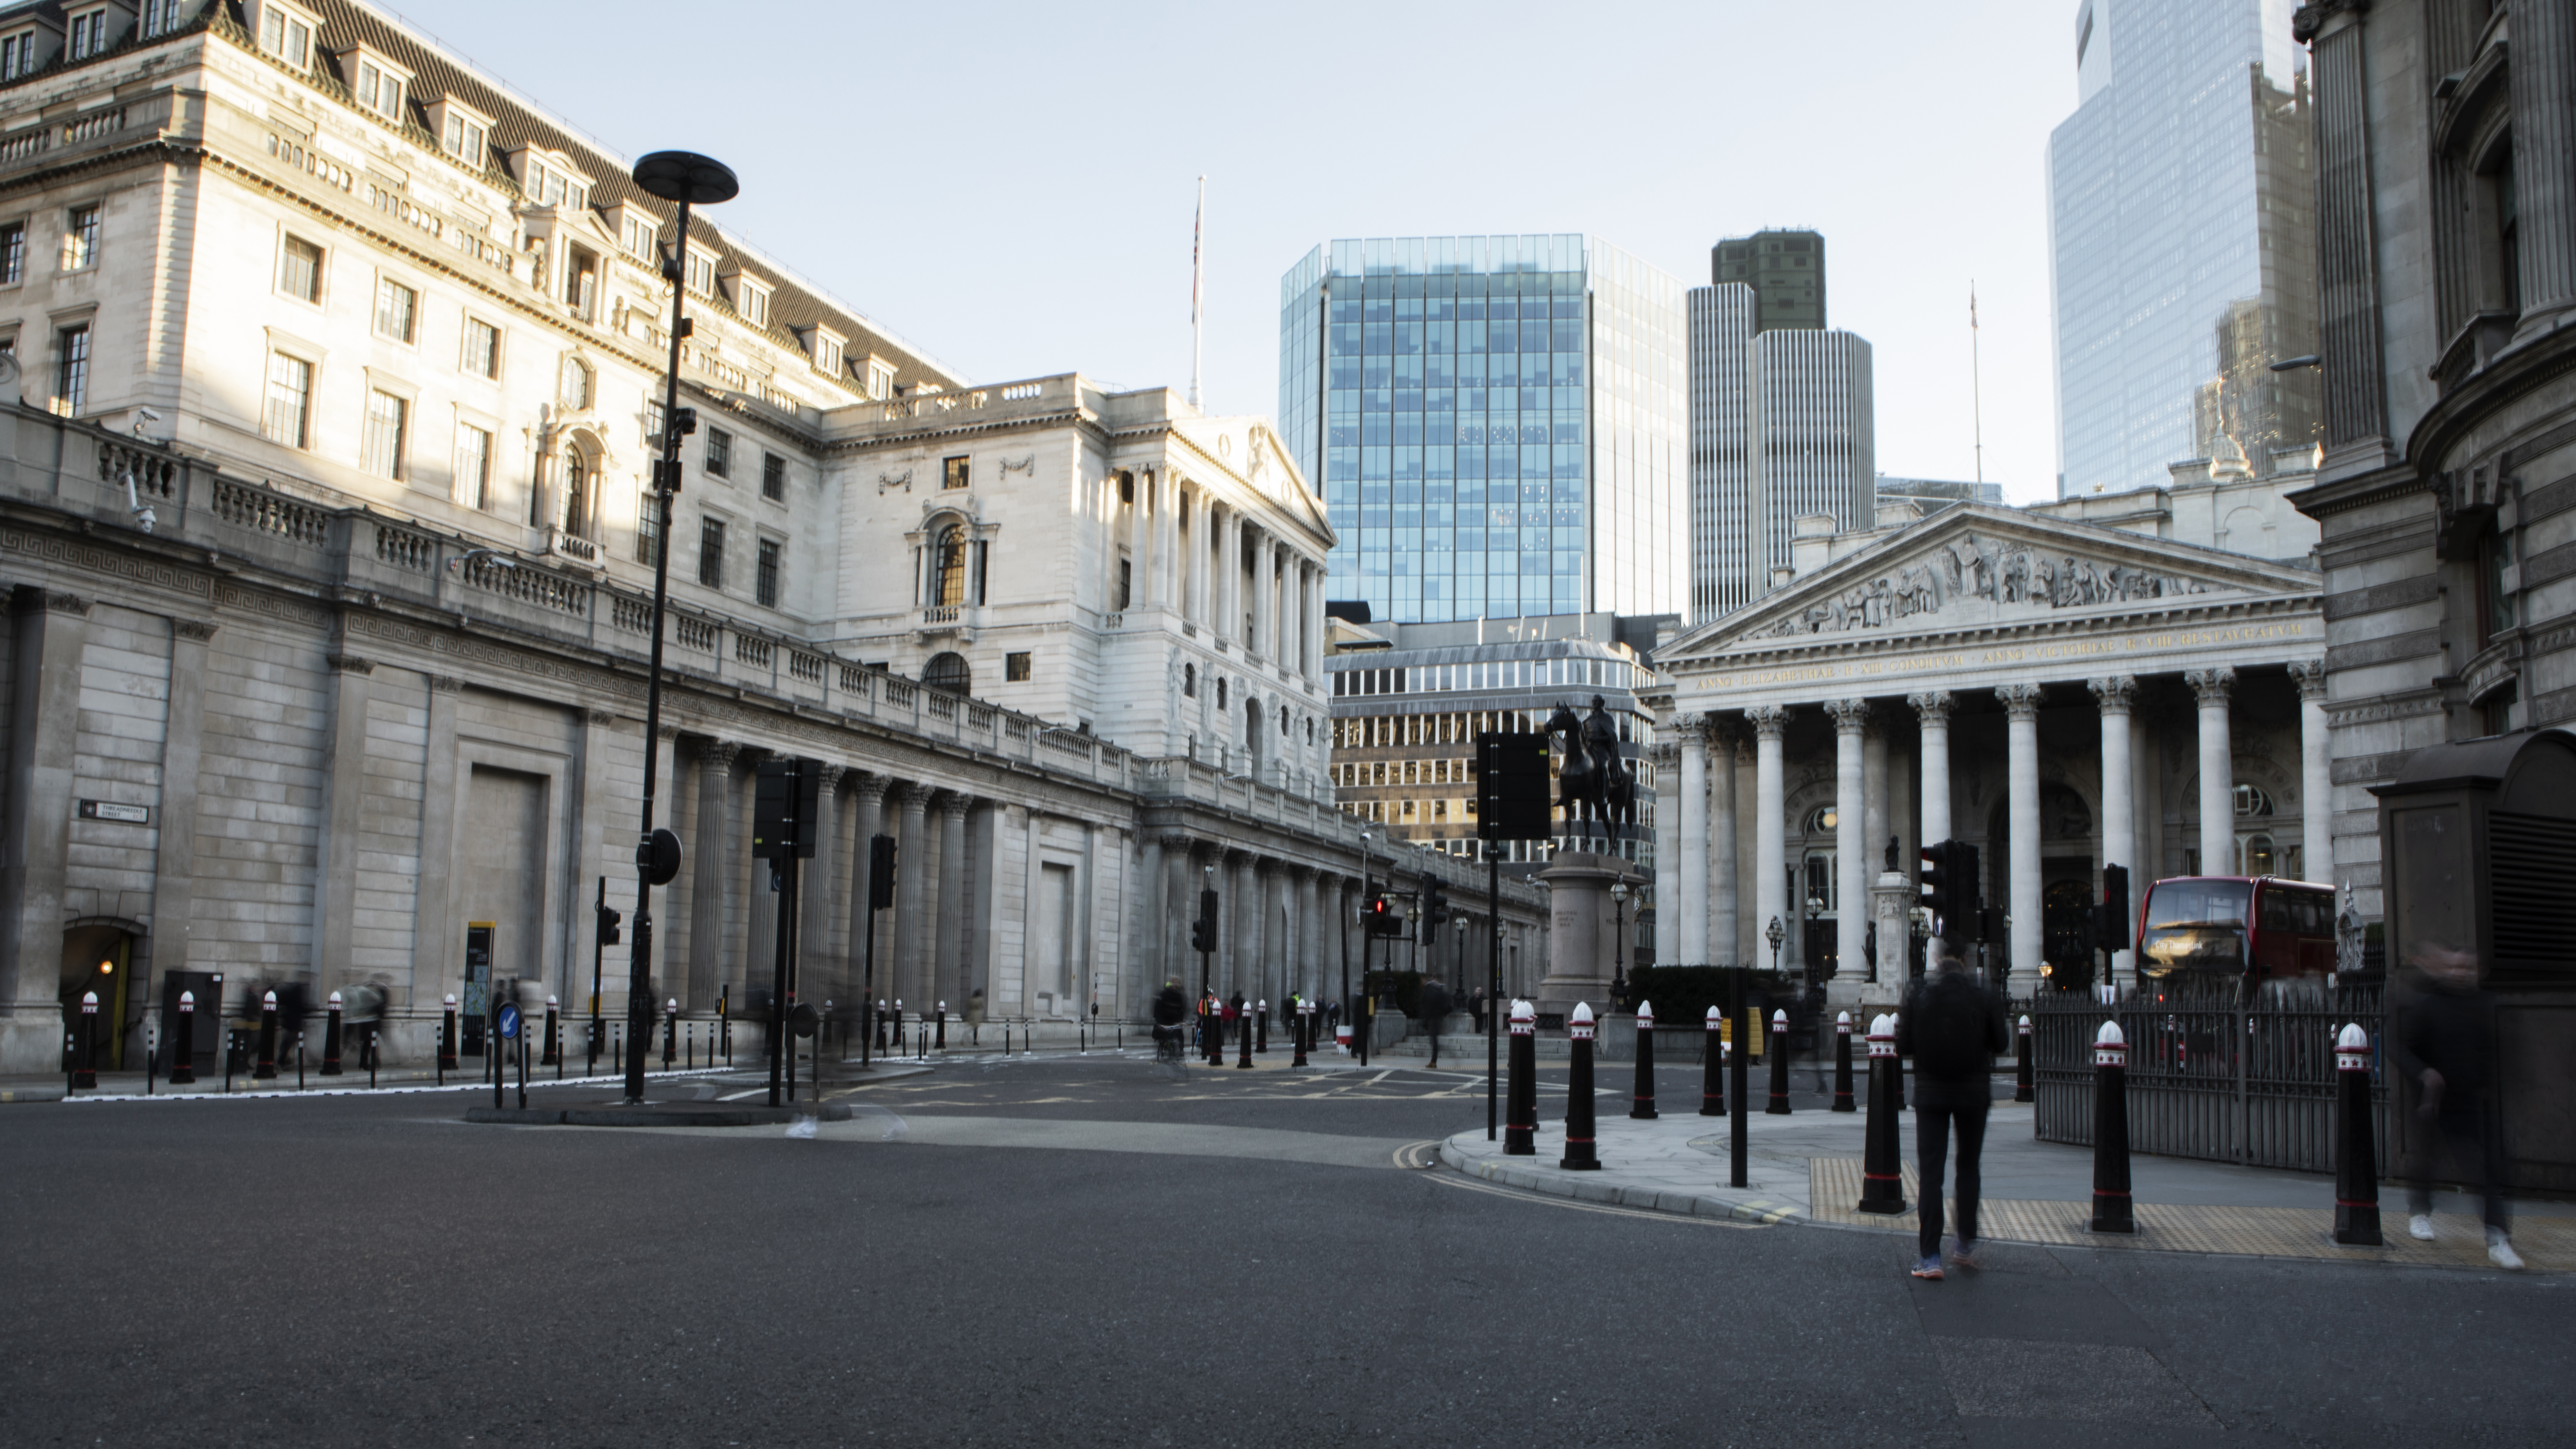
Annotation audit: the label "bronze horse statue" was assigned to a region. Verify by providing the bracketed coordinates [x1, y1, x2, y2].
[1545, 697, 1635, 844]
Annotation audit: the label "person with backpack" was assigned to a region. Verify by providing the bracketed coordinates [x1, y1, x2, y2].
[1896, 938, 2009, 1280]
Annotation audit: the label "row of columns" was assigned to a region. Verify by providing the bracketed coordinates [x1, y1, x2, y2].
[1665, 665, 2334, 996]
[1156, 478, 1325, 685]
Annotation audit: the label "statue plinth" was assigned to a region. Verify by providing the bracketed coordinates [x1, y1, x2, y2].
[1530, 851, 1647, 1024]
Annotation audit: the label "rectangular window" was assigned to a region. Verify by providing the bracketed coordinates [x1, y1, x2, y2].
[755, 537, 781, 608]
[1117, 558, 1132, 610]
[0, 222, 22, 285]
[361, 389, 408, 479]
[943, 455, 970, 490]
[1005, 651, 1032, 682]
[52, 325, 88, 416]
[462, 316, 498, 378]
[814, 333, 843, 377]
[697, 516, 725, 588]
[0, 31, 37, 80]
[258, 5, 311, 68]
[141, 0, 183, 38]
[353, 60, 404, 121]
[867, 359, 894, 400]
[374, 277, 416, 343]
[684, 250, 715, 296]
[64, 205, 99, 271]
[263, 351, 310, 447]
[453, 422, 490, 510]
[443, 113, 486, 171]
[67, 9, 107, 61]
[761, 452, 785, 501]
[635, 488, 662, 565]
[704, 428, 731, 478]
[643, 398, 665, 448]
[740, 283, 769, 328]
[279, 235, 321, 302]
[621, 213, 655, 260]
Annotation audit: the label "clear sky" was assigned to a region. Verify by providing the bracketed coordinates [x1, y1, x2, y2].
[395, 0, 2078, 504]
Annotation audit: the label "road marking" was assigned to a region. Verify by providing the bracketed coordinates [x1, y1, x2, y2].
[1422, 1171, 1766, 1227]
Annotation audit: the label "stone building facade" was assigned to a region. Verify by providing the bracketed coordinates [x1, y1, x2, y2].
[0, 0, 1544, 1071]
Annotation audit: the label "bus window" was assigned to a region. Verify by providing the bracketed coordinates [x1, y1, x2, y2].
[2139, 878, 2250, 977]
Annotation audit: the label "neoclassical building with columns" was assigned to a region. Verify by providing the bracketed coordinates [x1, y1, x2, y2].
[1648, 491, 2331, 1002]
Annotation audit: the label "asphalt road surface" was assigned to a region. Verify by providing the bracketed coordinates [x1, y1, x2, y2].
[2, 1050, 2564, 1448]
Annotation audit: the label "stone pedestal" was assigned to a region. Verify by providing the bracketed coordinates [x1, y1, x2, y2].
[1531, 851, 1644, 1022]
[1850, 871, 1914, 1010]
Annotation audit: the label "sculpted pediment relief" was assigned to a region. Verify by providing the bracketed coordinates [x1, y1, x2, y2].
[1758, 529, 2213, 638]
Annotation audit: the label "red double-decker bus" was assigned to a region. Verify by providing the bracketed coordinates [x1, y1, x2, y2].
[2133, 875, 2337, 985]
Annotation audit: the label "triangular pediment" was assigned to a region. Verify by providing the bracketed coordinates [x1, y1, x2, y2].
[1664, 503, 2323, 663]
[1173, 417, 1334, 548]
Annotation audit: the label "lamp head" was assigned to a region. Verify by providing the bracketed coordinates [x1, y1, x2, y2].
[632, 151, 739, 205]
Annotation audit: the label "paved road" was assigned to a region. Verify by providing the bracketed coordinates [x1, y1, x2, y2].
[2, 1050, 2564, 1448]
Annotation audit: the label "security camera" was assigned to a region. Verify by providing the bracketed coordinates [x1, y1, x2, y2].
[135, 407, 161, 424]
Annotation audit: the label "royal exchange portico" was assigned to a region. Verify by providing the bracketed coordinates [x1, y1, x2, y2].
[1651, 502, 2330, 1004]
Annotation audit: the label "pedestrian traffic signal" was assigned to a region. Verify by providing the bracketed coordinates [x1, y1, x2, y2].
[1193, 889, 1218, 954]
[1365, 893, 1403, 937]
[1476, 731, 1554, 841]
[596, 903, 622, 947]
[868, 834, 897, 911]
[1420, 879, 1451, 943]
[751, 756, 823, 859]
[1918, 839, 1978, 942]
[2098, 864, 2131, 955]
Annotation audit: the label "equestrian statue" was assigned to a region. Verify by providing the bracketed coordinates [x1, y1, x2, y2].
[1544, 696, 1635, 846]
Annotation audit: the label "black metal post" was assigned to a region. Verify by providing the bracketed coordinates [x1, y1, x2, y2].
[1858, 1013, 1907, 1214]
[541, 996, 560, 1068]
[2332, 1022, 2382, 1246]
[1832, 1010, 1855, 1111]
[1728, 967, 1748, 1189]
[1629, 1001, 1658, 1119]
[1766, 1007, 1791, 1115]
[1702, 1006, 1724, 1116]
[253, 990, 277, 1080]
[2014, 1013, 2035, 1103]
[1559, 1004, 1599, 1170]
[72, 992, 96, 1089]
[321, 992, 343, 1076]
[439, 994, 457, 1076]
[767, 853, 796, 1106]
[1487, 848, 1501, 1140]
[2090, 1021, 2134, 1233]
[589, 875, 606, 1077]
[1504, 1000, 1536, 1154]
[172, 991, 195, 1085]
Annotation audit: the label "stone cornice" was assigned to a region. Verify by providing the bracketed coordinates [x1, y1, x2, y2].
[1667, 593, 2321, 680]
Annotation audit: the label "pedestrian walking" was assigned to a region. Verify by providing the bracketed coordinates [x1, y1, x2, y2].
[1224, 992, 1243, 1046]
[1895, 937, 2007, 1280]
[1419, 979, 1454, 1068]
[2393, 941, 2522, 1269]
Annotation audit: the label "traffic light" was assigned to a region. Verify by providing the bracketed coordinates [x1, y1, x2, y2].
[1918, 839, 1980, 942]
[596, 903, 622, 947]
[1192, 889, 1218, 954]
[751, 756, 823, 859]
[1477, 731, 1554, 841]
[1420, 878, 1451, 944]
[2099, 864, 2131, 955]
[1364, 892, 1403, 937]
[868, 835, 897, 911]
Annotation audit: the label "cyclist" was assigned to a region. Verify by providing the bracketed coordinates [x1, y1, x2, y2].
[1151, 980, 1187, 1064]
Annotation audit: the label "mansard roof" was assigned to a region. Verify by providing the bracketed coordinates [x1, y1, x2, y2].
[1663, 502, 2324, 668]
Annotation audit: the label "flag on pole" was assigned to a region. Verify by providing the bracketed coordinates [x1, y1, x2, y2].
[1191, 178, 1204, 325]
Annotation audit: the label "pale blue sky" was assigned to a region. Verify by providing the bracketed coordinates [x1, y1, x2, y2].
[396, 0, 2079, 502]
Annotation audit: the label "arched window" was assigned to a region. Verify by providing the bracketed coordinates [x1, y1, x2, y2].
[558, 355, 591, 410]
[930, 524, 969, 607]
[1802, 805, 1839, 835]
[922, 652, 970, 695]
[561, 441, 591, 536]
[2233, 782, 2276, 817]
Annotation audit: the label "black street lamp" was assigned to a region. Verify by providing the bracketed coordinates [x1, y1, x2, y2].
[1765, 914, 1785, 976]
[622, 149, 737, 1105]
[1609, 879, 1630, 1011]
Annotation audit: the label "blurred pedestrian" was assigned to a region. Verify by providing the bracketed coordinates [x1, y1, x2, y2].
[1419, 979, 1454, 1068]
[2393, 942, 2521, 1269]
[1897, 937, 2008, 1280]
[1225, 991, 1244, 1046]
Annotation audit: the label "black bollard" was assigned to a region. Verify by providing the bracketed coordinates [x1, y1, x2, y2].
[321, 991, 344, 1076]
[1255, 1001, 1267, 1054]
[146, 1020, 156, 1096]
[1701, 1006, 1725, 1116]
[1858, 1013, 1908, 1214]
[367, 1023, 378, 1088]
[686, 1021, 695, 1070]
[1765, 1008, 1790, 1115]
[1559, 1002, 1600, 1170]
[1237, 1006, 1253, 1069]
[2090, 1020, 2135, 1234]
[890, 1002, 904, 1061]
[875, 1001, 889, 1051]
[1832, 1011, 1856, 1111]
[936, 1001, 948, 1052]
[1292, 1002, 1311, 1068]
[662, 1000, 677, 1070]
[254, 990, 279, 1080]
[172, 990, 197, 1085]
[2014, 1013, 2035, 1103]
[72, 991, 98, 1089]
[438, 993, 458, 1077]
[541, 996, 560, 1068]
[1630, 1000, 1658, 1120]
[2332, 1022, 2383, 1246]
[296, 1032, 306, 1090]
[1504, 1000, 1538, 1155]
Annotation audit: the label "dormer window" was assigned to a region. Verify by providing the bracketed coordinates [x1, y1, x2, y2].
[348, 51, 408, 121]
[0, 27, 46, 79]
[617, 207, 656, 261]
[256, 2, 313, 70]
[808, 327, 845, 379]
[682, 246, 717, 297]
[430, 96, 491, 172]
[866, 356, 895, 400]
[65, 8, 109, 62]
[518, 151, 589, 213]
[139, 0, 183, 40]
[737, 277, 770, 328]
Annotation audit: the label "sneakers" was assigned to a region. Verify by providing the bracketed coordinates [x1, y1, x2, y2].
[1911, 1256, 1945, 1280]
[2488, 1228, 2526, 1271]
[1948, 1239, 1981, 1271]
[2409, 1214, 2436, 1241]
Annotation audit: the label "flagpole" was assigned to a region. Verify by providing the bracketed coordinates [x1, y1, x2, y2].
[1190, 176, 1206, 410]
[1970, 281, 1983, 488]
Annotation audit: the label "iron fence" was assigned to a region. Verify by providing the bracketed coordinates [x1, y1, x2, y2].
[2033, 977, 2387, 1174]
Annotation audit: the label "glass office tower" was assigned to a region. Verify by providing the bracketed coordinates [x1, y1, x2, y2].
[1278, 235, 1686, 624]
[2048, 0, 2319, 498]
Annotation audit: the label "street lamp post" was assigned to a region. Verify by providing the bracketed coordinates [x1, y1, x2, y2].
[1609, 879, 1630, 1012]
[622, 149, 737, 1105]
[1765, 915, 1785, 976]
[1803, 892, 1826, 985]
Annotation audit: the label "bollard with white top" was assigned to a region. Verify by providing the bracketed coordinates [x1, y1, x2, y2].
[1560, 1003, 1601, 1170]
[1701, 1005, 1725, 1117]
[663, 998, 679, 1069]
[320, 991, 345, 1076]
[172, 991, 197, 1085]
[1766, 1006, 1792, 1115]
[2014, 1013, 2035, 1102]
[2090, 1020, 2134, 1234]
[1629, 999, 1659, 1120]
[1255, 999, 1267, 1054]
[1292, 997, 1312, 1068]
[2332, 1022, 2383, 1246]
[541, 995, 561, 1069]
[72, 991, 98, 1089]
[253, 989, 279, 1080]
[936, 1000, 948, 1052]
[1505, 999, 1538, 1155]
[1832, 1011, 1856, 1112]
[1858, 1013, 1907, 1214]
[438, 993, 459, 1077]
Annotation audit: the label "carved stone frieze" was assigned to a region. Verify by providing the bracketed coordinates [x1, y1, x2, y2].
[1759, 530, 2214, 637]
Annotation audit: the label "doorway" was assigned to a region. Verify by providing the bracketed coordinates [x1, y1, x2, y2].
[59, 924, 136, 1070]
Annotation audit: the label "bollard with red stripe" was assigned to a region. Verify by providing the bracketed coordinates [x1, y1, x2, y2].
[1629, 999, 1659, 1120]
[438, 993, 459, 1075]
[320, 991, 344, 1076]
[1505, 1000, 1538, 1155]
[1858, 1013, 1907, 1213]
[1237, 1003, 1253, 1069]
[1256, 999, 1267, 1054]
[1832, 1011, 1856, 1111]
[1559, 1003, 1600, 1170]
[251, 989, 279, 1080]
[2332, 1022, 2383, 1246]
[172, 991, 197, 1085]
[2089, 1020, 2134, 1234]
[1701, 1006, 1725, 1117]
[2014, 1013, 2035, 1102]
[1292, 998, 1311, 1068]
[1766, 1007, 1792, 1115]
[541, 996, 561, 1068]
[72, 991, 98, 1089]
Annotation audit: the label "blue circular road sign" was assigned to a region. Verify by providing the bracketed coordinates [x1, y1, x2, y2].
[497, 1002, 521, 1039]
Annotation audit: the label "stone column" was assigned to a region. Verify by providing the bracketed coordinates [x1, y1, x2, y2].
[146, 622, 216, 993]
[2187, 668, 2236, 876]
[1297, 868, 1322, 1003]
[1907, 691, 1952, 847]
[311, 650, 374, 996]
[847, 773, 889, 1006]
[2291, 660, 2333, 886]
[1997, 684, 2044, 997]
[687, 740, 738, 1011]
[0, 590, 87, 1072]
[1651, 741, 1679, 968]
[413, 677, 464, 1015]
[800, 764, 844, 1006]
[1230, 853, 1258, 1001]
[738, 748, 775, 1010]
[1711, 724, 1739, 965]
[1163, 836, 1196, 999]
[893, 781, 931, 1011]
[2091, 677, 2137, 982]
[1747, 705, 1789, 972]
[1675, 715, 1708, 966]
[2512, 0, 2576, 331]
[1862, 720, 1889, 879]
[1137, 832, 1165, 1007]
[570, 710, 620, 1004]
[936, 791, 970, 1016]
[1826, 699, 1870, 993]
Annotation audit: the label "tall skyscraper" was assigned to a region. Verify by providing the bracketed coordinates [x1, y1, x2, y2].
[1278, 235, 1687, 625]
[2049, 0, 2319, 498]
[1687, 234, 1876, 622]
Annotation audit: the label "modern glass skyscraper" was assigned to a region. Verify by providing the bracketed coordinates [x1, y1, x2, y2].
[2049, 0, 2319, 498]
[1278, 235, 1686, 624]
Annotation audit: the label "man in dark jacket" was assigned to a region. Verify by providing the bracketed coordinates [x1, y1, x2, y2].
[2393, 942, 2521, 1269]
[1896, 939, 2009, 1280]
[1419, 980, 1455, 1068]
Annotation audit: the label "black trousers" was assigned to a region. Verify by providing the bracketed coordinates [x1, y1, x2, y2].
[2407, 1106, 2510, 1232]
[1914, 1092, 1989, 1259]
